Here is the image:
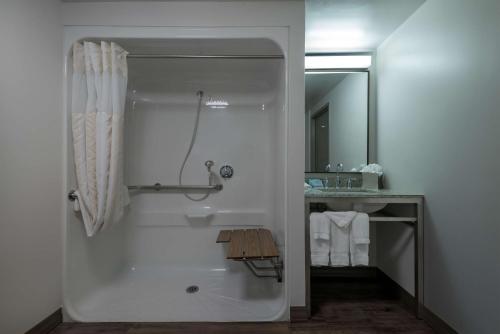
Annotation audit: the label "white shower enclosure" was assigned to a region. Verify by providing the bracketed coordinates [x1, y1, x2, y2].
[63, 30, 289, 322]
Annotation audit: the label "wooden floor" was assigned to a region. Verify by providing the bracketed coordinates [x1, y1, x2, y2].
[306, 276, 435, 333]
[50, 276, 435, 334]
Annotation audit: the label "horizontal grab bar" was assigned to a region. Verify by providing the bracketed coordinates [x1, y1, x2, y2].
[127, 183, 223, 192]
[67, 183, 223, 202]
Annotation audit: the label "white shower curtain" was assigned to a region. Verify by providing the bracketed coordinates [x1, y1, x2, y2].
[71, 41, 129, 237]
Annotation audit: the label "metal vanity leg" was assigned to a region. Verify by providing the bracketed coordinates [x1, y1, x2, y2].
[304, 200, 311, 318]
[414, 217, 420, 318]
[416, 199, 424, 318]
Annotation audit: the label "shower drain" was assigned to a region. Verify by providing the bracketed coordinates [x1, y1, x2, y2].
[186, 285, 199, 294]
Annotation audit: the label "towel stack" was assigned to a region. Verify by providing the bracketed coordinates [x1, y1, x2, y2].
[309, 213, 330, 266]
[309, 211, 370, 267]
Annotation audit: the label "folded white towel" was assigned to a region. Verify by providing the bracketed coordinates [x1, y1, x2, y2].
[323, 211, 357, 228]
[361, 163, 384, 176]
[310, 213, 330, 266]
[350, 213, 370, 266]
[324, 211, 356, 266]
[330, 223, 350, 266]
[311, 212, 330, 240]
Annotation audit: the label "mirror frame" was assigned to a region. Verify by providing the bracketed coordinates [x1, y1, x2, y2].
[305, 54, 372, 172]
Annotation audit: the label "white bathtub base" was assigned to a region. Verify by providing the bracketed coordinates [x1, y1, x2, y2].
[65, 265, 286, 322]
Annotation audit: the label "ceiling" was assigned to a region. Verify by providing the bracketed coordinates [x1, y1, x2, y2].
[305, 73, 347, 109]
[62, 0, 425, 54]
[306, 0, 425, 53]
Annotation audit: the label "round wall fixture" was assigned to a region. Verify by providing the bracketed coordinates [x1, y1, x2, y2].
[219, 165, 234, 179]
[185, 285, 199, 294]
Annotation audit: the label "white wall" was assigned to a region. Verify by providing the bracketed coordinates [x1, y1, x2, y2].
[309, 73, 368, 171]
[0, 1, 62, 333]
[376, 0, 500, 332]
[62, 0, 306, 308]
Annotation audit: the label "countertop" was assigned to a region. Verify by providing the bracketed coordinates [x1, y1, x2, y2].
[305, 188, 424, 198]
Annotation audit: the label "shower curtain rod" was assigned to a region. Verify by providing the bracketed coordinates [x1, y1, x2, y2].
[127, 54, 284, 59]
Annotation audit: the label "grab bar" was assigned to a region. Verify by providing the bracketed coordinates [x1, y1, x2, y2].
[127, 183, 223, 192]
[67, 183, 223, 201]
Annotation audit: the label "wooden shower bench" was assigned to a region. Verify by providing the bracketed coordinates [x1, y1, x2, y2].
[217, 228, 283, 282]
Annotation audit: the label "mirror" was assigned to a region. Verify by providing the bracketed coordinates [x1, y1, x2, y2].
[305, 71, 368, 172]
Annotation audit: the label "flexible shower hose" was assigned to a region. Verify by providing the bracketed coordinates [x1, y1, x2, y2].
[178, 91, 211, 202]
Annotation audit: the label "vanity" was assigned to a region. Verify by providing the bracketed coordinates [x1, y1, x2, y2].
[304, 182, 424, 318]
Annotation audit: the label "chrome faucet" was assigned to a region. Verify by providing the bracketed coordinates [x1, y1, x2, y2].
[335, 174, 342, 189]
[335, 163, 343, 189]
[325, 163, 331, 172]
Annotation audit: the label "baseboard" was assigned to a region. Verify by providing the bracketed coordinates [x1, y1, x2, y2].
[421, 306, 458, 334]
[290, 306, 309, 322]
[25, 308, 62, 334]
[375, 269, 457, 334]
[376, 269, 417, 312]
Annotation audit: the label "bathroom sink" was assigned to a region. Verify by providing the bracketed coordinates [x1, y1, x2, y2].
[353, 203, 387, 214]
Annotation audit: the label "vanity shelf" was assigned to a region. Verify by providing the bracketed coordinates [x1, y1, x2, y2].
[369, 212, 417, 223]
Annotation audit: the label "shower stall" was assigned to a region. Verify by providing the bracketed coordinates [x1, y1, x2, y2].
[63, 36, 288, 322]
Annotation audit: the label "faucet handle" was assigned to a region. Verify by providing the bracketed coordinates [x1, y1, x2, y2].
[205, 160, 214, 172]
[336, 163, 344, 172]
[347, 177, 357, 189]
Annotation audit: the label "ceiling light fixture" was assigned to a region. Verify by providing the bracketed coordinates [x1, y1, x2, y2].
[305, 55, 372, 69]
[305, 71, 356, 75]
[206, 97, 229, 109]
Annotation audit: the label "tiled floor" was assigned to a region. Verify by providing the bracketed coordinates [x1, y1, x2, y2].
[50, 276, 435, 334]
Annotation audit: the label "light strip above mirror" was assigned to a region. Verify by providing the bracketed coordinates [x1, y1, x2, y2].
[305, 71, 358, 75]
[305, 55, 372, 70]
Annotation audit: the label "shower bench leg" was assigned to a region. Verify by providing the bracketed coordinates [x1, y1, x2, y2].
[243, 259, 283, 282]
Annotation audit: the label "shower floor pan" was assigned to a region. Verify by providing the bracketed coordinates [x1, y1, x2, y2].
[67, 265, 285, 322]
